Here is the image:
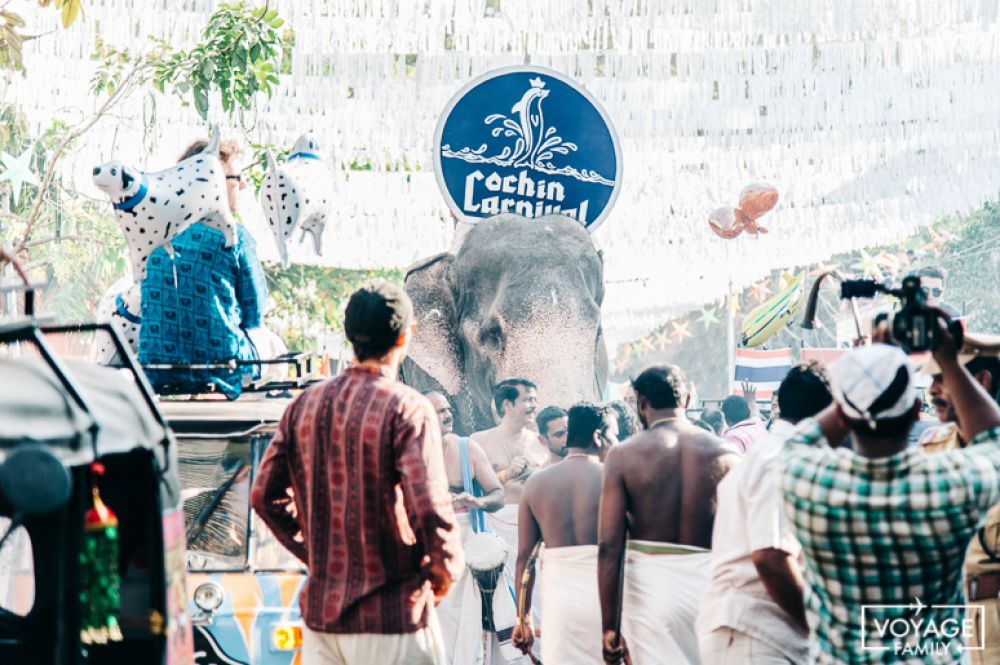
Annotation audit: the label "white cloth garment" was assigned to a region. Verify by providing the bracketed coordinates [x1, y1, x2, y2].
[539, 544, 602, 664]
[622, 541, 712, 665]
[437, 511, 526, 665]
[437, 512, 487, 664]
[301, 617, 446, 665]
[696, 420, 809, 664]
[484, 504, 520, 577]
[698, 627, 799, 665]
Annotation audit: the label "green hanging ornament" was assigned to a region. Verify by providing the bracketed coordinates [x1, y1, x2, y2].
[79, 463, 124, 645]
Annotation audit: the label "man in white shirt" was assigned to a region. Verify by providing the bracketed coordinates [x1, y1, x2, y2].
[697, 363, 833, 664]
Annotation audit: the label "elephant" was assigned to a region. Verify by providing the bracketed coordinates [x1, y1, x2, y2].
[401, 214, 608, 435]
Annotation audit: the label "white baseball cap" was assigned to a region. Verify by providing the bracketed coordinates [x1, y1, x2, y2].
[829, 344, 916, 423]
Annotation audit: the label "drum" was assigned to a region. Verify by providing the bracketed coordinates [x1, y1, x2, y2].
[464, 531, 508, 631]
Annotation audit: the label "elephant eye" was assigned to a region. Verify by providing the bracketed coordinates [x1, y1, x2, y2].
[481, 323, 504, 350]
[111, 168, 117, 175]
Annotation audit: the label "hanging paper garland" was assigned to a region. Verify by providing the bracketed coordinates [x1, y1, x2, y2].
[79, 463, 124, 645]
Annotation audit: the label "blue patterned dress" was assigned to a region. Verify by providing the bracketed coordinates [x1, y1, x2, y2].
[138, 223, 267, 398]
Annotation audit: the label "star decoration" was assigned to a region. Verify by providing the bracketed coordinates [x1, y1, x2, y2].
[698, 307, 720, 329]
[851, 249, 883, 278]
[0, 144, 39, 207]
[671, 320, 693, 342]
[750, 279, 772, 304]
[654, 330, 671, 349]
[615, 358, 628, 374]
[639, 336, 654, 353]
[810, 261, 840, 277]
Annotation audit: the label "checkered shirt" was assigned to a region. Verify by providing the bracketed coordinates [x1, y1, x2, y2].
[782, 419, 1000, 663]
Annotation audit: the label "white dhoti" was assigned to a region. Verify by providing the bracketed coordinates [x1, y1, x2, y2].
[539, 545, 602, 664]
[437, 513, 483, 664]
[621, 541, 712, 665]
[483, 504, 519, 574]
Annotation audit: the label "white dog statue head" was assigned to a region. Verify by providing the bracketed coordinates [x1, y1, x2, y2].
[260, 131, 333, 267]
[93, 127, 237, 281]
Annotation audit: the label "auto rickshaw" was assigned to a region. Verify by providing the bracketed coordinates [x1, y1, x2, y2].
[0, 316, 194, 665]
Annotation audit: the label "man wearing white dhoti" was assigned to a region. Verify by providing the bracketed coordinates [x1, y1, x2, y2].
[598, 365, 739, 665]
[513, 402, 617, 664]
[470, 379, 548, 574]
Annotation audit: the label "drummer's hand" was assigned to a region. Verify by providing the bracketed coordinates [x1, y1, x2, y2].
[602, 630, 631, 665]
[512, 623, 534, 653]
[427, 561, 453, 601]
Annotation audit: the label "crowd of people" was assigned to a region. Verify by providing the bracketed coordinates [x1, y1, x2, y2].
[246, 278, 1000, 665]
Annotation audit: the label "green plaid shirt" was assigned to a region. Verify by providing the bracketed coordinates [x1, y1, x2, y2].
[782, 420, 1000, 664]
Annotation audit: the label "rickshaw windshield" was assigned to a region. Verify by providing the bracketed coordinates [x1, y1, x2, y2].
[178, 434, 305, 573]
[179, 438, 252, 571]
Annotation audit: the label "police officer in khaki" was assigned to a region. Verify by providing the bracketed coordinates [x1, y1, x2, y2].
[921, 332, 1000, 662]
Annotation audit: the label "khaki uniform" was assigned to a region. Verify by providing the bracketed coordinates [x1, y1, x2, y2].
[921, 426, 1000, 662]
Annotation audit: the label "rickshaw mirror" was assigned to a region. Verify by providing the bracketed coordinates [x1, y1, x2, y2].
[0, 445, 73, 516]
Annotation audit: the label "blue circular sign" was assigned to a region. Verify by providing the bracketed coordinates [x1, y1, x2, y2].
[434, 66, 622, 232]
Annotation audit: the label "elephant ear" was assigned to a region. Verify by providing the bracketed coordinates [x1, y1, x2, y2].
[402, 252, 463, 395]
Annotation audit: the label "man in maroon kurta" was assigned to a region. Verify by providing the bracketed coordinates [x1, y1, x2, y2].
[251, 281, 463, 664]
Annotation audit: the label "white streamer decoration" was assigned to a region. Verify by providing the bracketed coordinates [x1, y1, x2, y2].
[4, 1, 1000, 349]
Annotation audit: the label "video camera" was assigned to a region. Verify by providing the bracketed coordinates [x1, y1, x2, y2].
[838, 275, 962, 354]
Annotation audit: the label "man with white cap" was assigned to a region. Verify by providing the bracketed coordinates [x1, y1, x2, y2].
[780, 326, 1000, 662]
[920, 332, 1000, 665]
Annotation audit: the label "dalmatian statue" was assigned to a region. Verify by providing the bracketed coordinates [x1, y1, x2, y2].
[91, 277, 141, 365]
[92, 127, 236, 282]
[260, 132, 333, 267]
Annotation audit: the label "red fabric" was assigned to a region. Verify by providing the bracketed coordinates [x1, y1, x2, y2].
[251, 366, 463, 634]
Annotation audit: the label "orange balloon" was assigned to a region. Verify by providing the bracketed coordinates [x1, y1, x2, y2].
[738, 182, 779, 220]
[708, 207, 750, 239]
[739, 216, 769, 236]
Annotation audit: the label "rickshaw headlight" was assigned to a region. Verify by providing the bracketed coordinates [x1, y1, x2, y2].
[193, 582, 224, 612]
[272, 624, 303, 650]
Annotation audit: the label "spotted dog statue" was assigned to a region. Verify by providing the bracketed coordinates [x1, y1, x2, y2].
[260, 132, 333, 267]
[92, 127, 237, 282]
[91, 277, 142, 365]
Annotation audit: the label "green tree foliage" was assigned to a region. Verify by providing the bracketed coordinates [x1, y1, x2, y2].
[0, 103, 126, 320]
[152, 3, 287, 119]
[263, 263, 404, 352]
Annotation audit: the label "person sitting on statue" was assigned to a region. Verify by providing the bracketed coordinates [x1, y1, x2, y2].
[138, 137, 276, 398]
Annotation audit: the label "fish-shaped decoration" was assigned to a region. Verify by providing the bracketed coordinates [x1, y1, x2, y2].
[740, 272, 805, 348]
[260, 132, 333, 267]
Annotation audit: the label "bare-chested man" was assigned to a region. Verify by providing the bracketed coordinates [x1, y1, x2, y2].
[536, 405, 569, 465]
[425, 391, 507, 665]
[513, 403, 617, 664]
[472, 378, 547, 503]
[425, 391, 504, 514]
[469, 377, 548, 630]
[598, 365, 739, 665]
